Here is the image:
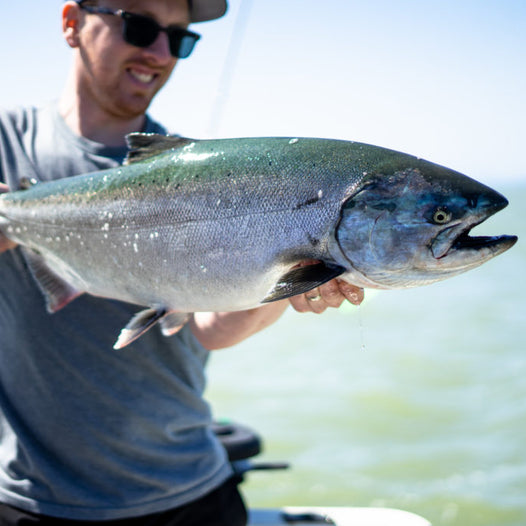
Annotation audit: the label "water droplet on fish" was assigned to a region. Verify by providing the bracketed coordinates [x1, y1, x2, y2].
[133, 243, 139, 253]
[101, 223, 110, 231]
[288, 138, 299, 145]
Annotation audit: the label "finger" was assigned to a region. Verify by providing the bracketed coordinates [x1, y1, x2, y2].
[289, 289, 327, 314]
[304, 288, 328, 314]
[0, 183, 9, 194]
[318, 280, 346, 308]
[288, 294, 311, 313]
[337, 281, 364, 305]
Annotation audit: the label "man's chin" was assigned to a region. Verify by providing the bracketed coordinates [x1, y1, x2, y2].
[115, 96, 155, 121]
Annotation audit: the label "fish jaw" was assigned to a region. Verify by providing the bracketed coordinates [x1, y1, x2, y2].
[431, 230, 517, 275]
[430, 191, 516, 261]
[333, 168, 517, 289]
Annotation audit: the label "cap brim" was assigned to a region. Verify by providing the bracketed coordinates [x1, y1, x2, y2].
[190, 0, 228, 22]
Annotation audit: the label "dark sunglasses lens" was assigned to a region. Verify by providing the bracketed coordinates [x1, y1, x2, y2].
[169, 33, 199, 58]
[122, 13, 159, 48]
[121, 12, 199, 59]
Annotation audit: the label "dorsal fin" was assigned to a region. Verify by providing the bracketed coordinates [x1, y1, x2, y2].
[124, 133, 195, 165]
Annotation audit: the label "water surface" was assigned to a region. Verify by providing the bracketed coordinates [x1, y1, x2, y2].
[206, 182, 525, 526]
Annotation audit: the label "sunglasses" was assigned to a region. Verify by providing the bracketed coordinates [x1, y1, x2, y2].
[76, 2, 201, 59]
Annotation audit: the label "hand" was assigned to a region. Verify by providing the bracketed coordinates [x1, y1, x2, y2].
[289, 279, 364, 313]
[0, 183, 17, 252]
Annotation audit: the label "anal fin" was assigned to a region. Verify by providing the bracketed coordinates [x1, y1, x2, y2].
[114, 308, 192, 349]
[262, 262, 346, 303]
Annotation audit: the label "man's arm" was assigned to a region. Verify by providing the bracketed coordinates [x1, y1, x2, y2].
[191, 280, 364, 350]
[0, 183, 17, 252]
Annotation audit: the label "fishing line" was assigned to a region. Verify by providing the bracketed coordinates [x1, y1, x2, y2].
[357, 305, 367, 352]
[207, 0, 255, 137]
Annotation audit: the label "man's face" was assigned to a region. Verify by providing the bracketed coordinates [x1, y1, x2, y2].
[75, 0, 190, 120]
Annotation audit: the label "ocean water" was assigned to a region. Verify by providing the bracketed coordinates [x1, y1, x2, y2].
[206, 182, 525, 526]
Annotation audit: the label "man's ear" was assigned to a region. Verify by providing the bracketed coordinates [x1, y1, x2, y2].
[63, 2, 82, 48]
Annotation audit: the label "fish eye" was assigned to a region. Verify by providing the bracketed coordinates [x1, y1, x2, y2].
[432, 207, 452, 224]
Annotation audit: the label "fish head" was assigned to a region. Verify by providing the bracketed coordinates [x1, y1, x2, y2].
[334, 163, 517, 289]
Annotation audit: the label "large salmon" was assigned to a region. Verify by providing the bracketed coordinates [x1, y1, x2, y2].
[0, 135, 517, 348]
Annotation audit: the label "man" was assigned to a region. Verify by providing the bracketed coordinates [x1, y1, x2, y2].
[0, 1, 364, 524]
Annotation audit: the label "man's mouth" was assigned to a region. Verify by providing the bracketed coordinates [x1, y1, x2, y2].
[128, 68, 156, 85]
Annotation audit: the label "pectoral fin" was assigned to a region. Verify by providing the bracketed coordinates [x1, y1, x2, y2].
[262, 262, 346, 303]
[22, 248, 82, 313]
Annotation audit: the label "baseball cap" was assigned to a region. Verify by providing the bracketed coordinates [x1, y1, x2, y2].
[190, 0, 227, 22]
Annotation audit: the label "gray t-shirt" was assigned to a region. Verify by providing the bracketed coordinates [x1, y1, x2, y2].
[0, 104, 231, 520]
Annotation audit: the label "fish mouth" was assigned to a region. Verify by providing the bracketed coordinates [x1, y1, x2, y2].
[432, 222, 517, 261]
[431, 192, 517, 262]
[452, 231, 517, 252]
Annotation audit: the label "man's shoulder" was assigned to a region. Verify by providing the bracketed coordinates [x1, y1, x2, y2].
[0, 106, 41, 186]
[0, 103, 64, 187]
[0, 105, 38, 134]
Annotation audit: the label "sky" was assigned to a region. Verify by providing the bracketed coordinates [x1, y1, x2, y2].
[1, 1, 525, 185]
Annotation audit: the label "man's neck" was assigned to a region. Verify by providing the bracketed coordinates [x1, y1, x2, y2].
[58, 76, 147, 148]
